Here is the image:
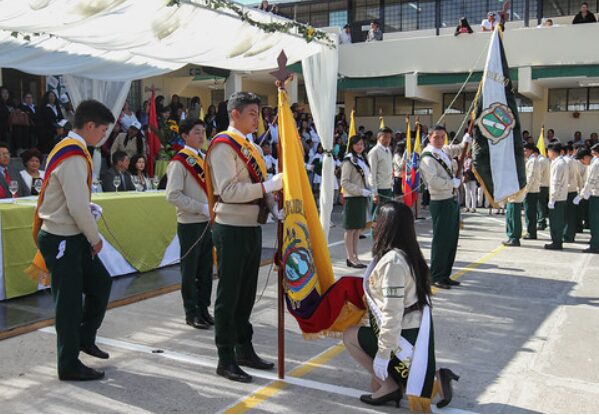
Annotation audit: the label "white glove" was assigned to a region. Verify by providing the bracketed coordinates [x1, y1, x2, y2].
[548, 200, 555, 210]
[463, 133, 473, 144]
[200, 203, 210, 217]
[452, 178, 461, 189]
[89, 203, 103, 222]
[573, 196, 582, 205]
[263, 172, 283, 193]
[373, 354, 390, 381]
[583, 191, 591, 200]
[306, 164, 315, 171]
[361, 189, 373, 198]
[271, 205, 285, 222]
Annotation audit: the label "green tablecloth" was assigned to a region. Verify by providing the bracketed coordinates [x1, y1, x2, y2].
[0, 191, 176, 300]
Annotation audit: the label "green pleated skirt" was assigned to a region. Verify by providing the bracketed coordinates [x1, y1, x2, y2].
[343, 196, 368, 230]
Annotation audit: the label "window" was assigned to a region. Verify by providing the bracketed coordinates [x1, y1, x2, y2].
[375, 96, 394, 116]
[126, 80, 142, 112]
[394, 96, 413, 114]
[516, 94, 533, 113]
[418, 0, 437, 30]
[355, 0, 380, 21]
[567, 88, 588, 112]
[443, 93, 465, 114]
[548, 87, 599, 112]
[309, 2, 329, 27]
[356, 97, 375, 116]
[330, 10, 348, 27]
[589, 88, 599, 111]
[414, 100, 433, 115]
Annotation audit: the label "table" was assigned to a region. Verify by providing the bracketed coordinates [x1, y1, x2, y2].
[0, 191, 179, 300]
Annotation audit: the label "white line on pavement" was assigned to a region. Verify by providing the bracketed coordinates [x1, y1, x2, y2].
[38, 327, 473, 413]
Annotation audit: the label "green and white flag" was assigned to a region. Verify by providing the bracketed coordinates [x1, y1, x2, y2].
[472, 27, 526, 204]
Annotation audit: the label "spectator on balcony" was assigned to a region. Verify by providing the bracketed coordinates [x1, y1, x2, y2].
[340, 24, 352, 44]
[258, 0, 271, 12]
[454, 17, 474, 36]
[537, 17, 558, 27]
[481, 12, 498, 32]
[366, 21, 383, 42]
[573, 2, 597, 24]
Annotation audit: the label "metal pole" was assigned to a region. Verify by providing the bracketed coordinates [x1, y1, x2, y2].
[435, 0, 441, 36]
[277, 140, 285, 380]
[524, 0, 530, 27]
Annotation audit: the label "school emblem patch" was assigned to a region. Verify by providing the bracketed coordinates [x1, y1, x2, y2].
[186, 156, 196, 166]
[477, 102, 515, 145]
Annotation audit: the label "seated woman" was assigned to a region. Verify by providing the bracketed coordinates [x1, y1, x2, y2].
[343, 201, 459, 411]
[19, 148, 45, 196]
[128, 153, 150, 191]
[110, 121, 145, 160]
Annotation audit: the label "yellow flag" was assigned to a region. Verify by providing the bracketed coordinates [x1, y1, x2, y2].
[258, 111, 266, 137]
[537, 126, 547, 157]
[415, 122, 422, 155]
[199, 106, 205, 121]
[279, 88, 364, 336]
[348, 109, 356, 138]
[379, 115, 385, 129]
[405, 117, 412, 156]
[444, 131, 449, 146]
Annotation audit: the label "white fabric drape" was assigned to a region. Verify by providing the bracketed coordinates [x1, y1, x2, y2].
[0, 0, 324, 78]
[63, 74, 131, 178]
[302, 35, 339, 241]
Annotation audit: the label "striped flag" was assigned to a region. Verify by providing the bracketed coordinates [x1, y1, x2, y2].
[403, 119, 420, 208]
[472, 27, 526, 204]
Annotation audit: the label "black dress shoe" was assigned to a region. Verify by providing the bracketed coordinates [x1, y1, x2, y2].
[237, 352, 275, 371]
[216, 362, 252, 383]
[433, 281, 451, 290]
[445, 278, 461, 286]
[200, 308, 214, 325]
[186, 316, 210, 330]
[582, 247, 599, 254]
[437, 368, 460, 408]
[80, 344, 109, 359]
[544, 243, 563, 250]
[346, 259, 367, 269]
[502, 239, 521, 247]
[59, 361, 105, 381]
[359, 234, 368, 239]
[360, 389, 402, 408]
[523, 234, 537, 240]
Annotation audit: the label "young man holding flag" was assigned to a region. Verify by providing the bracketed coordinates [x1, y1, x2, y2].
[166, 118, 213, 330]
[205, 92, 283, 383]
[420, 125, 472, 289]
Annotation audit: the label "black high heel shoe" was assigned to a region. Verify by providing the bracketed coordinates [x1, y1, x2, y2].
[437, 368, 460, 408]
[346, 259, 367, 269]
[360, 389, 402, 408]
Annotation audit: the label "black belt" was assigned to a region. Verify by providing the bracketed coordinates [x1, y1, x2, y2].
[404, 303, 421, 315]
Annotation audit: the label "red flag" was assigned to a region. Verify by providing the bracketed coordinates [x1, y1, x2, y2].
[146, 88, 161, 177]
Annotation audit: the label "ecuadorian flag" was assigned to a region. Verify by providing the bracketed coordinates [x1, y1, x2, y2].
[278, 88, 365, 337]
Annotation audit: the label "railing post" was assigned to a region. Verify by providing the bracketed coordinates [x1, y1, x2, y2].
[524, 0, 530, 27]
[435, 0, 441, 36]
[537, 0, 543, 25]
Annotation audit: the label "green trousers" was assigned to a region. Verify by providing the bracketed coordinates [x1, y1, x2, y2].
[38, 231, 112, 375]
[524, 192, 539, 238]
[212, 223, 261, 364]
[372, 188, 394, 218]
[590, 196, 599, 249]
[177, 222, 213, 319]
[506, 202, 523, 241]
[579, 199, 590, 230]
[537, 187, 549, 228]
[549, 200, 567, 246]
[563, 192, 578, 241]
[429, 197, 460, 283]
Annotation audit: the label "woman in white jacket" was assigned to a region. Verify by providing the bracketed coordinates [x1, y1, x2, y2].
[343, 201, 459, 411]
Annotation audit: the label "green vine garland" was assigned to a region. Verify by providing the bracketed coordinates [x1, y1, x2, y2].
[167, 0, 335, 47]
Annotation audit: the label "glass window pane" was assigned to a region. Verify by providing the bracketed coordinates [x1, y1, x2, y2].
[516, 94, 533, 113]
[567, 88, 588, 112]
[375, 96, 394, 117]
[402, 1, 418, 31]
[440, 0, 462, 29]
[296, 4, 310, 24]
[548, 89, 567, 112]
[589, 87, 599, 111]
[464, 0, 488, 28]
[417, 0, 436, 29]
[330, 10, 348, 27]
[356, 97, 375, 116]
[464, 92, 476, 115]
[414, 100, 433, 115]
[394, 96, 413, 115]
[384, 0, 402, 32]
[443, 93, 464, 114]
[541, 0, 570, 17]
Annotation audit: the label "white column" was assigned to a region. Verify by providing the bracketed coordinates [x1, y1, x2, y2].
[518, 67, 544, 100]
[289, 75, 299, 105]
[224, 71, 243, 99]
[405, 73, 442, 103]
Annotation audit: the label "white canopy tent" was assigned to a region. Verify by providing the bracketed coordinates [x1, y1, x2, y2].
[0, 0, 338, 239]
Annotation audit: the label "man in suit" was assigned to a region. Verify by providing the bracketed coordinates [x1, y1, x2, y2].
[101, 151, 135, 192]
[0, 142, 27, 198]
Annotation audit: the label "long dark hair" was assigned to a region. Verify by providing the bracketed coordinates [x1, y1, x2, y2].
[347, 135, 369, 164]
[372, 201, 432, 308]
[129, 153, 147, 176]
